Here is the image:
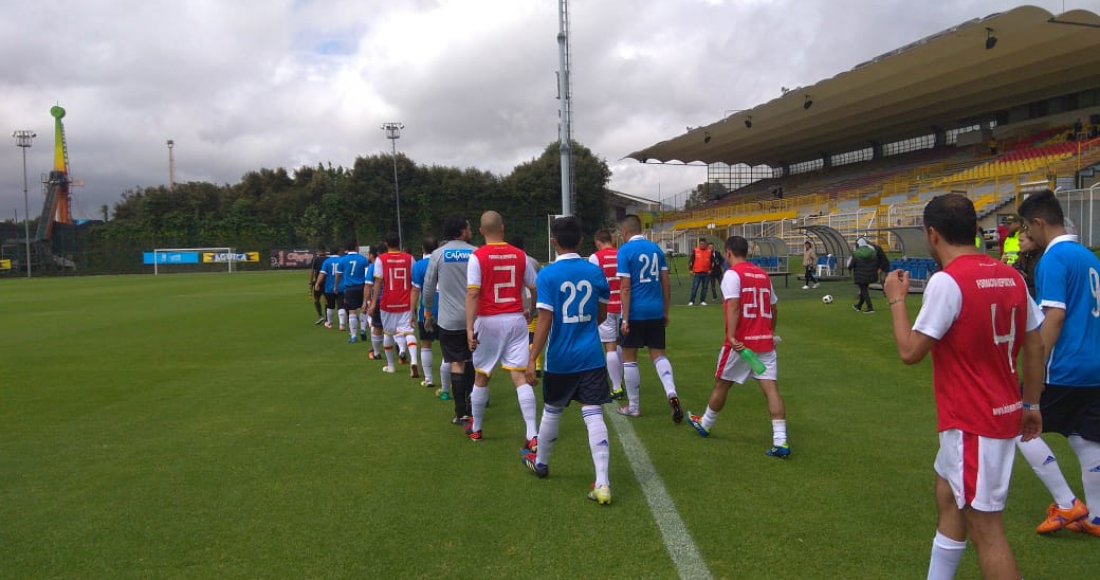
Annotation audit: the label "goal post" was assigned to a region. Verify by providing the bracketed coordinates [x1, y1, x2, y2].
[149, 247, 237, 275]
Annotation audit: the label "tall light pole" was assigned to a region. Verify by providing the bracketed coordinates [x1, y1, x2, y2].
[382, 122, 404, 250]
[12, 130, 36, 278]
[166, 139, 176, 190]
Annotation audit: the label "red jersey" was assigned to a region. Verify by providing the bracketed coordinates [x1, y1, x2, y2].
[468, 242, 533, 316]
[375, 251, 414, 313]
[914, 254, 1032, 438]
[722, 262, 776, 353]
[590, 248, 622, 314]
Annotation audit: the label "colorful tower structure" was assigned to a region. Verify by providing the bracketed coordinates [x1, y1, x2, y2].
[50, 105, 73, 225]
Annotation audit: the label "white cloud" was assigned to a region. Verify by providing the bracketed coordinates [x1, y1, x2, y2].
[0, 0, 1068, 220]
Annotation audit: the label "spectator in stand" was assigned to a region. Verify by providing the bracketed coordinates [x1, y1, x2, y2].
[848, 237, 879, 313]
[707, 242, 724, 301]
[801, 241, 819, 290]
[688, 238, 713, 306]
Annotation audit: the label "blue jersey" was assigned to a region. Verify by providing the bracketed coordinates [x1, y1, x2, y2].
[536, 255, 610, 374]
[1035, 237, 1100, 388]
[411, 257, 439, 321]
[340, 252, 371, 288]
[320, 256, 341, 294]
[616, 235, 668, 321]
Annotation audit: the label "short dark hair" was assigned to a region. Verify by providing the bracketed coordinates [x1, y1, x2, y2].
[422, 236, 439, 254]
[509, 235, 525, 250]
[384, 232, 400, 249]
[725, 235, 749, 258]
[620, 214, 642, 234]
[1017, 190, 1064, 227]
[330, 246, 342, 255]
[442, 216, 469, 240]
[594, 229, 612, 244]
[345, 241, 358, 252]
[551, 216, 582, 251]
[923, 193, 977, 246]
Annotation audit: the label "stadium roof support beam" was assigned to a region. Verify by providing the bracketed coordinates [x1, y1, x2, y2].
[628, 6, 1100, 168]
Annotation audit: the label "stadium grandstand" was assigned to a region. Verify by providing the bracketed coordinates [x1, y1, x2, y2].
[629, 5, 1100, 285]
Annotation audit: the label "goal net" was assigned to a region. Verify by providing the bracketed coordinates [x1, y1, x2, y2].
[146, 247, 258, 275]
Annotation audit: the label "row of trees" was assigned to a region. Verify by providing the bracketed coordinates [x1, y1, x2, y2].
[87, 141, 612, 267]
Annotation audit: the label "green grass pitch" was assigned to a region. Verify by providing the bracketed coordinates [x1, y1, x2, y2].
[1, 271, 1096, 578]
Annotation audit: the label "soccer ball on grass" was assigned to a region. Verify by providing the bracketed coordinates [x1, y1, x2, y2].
[822, 294, 834, 304]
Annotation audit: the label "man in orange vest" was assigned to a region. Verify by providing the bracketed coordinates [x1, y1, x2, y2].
[688, 238, 713, 306]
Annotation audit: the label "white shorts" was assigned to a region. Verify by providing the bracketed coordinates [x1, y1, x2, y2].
[715, 346, 777, 383]
[934, 429, 1015, 512]
[473, 313, 530, 376]
[598, 312, 622, 343]
[381, 310, 414, 336]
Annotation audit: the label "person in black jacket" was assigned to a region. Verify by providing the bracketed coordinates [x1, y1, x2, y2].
[848, 237, 879, 313]
[707, 242, 724, 301]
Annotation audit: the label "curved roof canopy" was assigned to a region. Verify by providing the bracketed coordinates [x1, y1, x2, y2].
[627, 6, 1100, 168]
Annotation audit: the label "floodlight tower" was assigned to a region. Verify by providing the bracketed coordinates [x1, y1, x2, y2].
[382, 122, 405, 250]
[557, 0, 574, 216]
[12, 129, 36, 278]
[167, 139, 176, 190]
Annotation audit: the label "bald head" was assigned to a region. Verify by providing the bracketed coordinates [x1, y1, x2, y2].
[480, 210, 505, 242]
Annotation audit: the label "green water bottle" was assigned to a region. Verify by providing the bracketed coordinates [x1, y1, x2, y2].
[739, 347, 767, 375]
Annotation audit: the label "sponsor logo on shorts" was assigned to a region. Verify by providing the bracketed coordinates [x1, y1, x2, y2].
[1043, 455, 1057, 466]
[444, 249, 472, 263]
[1089, 464, 1100, 474]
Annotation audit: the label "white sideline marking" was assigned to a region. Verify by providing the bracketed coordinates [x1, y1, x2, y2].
[608, 410, 713, 580]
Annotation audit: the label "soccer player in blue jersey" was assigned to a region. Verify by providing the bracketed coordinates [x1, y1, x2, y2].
[615, 214, 682, 423]
[314, 247, 343, 329]
[411, 236, 450, 396]
[336, 242, 371, 344]
[1017, 191, 1100, 538]
[522, 216, 613, 505]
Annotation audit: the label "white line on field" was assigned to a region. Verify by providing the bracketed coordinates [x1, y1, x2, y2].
[607, 409, 713, 580]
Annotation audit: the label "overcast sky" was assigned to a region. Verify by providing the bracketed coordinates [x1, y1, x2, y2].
[0, 0, 1081, 220]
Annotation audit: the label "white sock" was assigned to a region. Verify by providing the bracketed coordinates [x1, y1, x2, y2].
[1068, 435, 1100, 524]
[702, 406, 720, 431]
[397, 336, 408, 357]
[420, 348, 434, 384]
[326, 308, 334, 325]
[371, 333, 383, 356]
[1016, 436, 1076, 509]
[383, 334, 395, 367]
[927, 531, 966, 580]
[772, 419, 788, 447]
[406, 336, 419, 367]
[338, 309, 347, 329]
[440, 361, 451, 392]
[516, 384, 538, 440]
[471, 385, 489, 432]
[348, 315, 358, 337]
[653, 356, 677, 399]
[582, 405, 610, 487]
[536, 404, 563, 466]
[606, 349, 623, 390]
[359, 315, 368, 333]
[623, 362, 641, 411]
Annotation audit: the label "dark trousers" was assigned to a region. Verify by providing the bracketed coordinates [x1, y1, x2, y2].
[804, 266, 818, 285]
[855, 283, 873, 311]
[709, 273, 721, 299]
[450, 362, 475, 418]
[689, 274, 710, 302]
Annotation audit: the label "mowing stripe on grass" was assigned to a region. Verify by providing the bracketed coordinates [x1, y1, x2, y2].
[608, 410, 712, 580]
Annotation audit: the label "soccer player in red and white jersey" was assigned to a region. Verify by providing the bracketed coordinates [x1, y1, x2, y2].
[589, 229, 625, 400]
[465, 211, 538, 448]
[687, 236, 790, 457]
[884, 193, 1045, 580]
[371, 232, 419, 378]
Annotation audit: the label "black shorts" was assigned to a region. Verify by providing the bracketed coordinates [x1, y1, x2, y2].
[439, 327, 471, 364]
[1041, 386, 1100, 442]
[543, 368, 612, 407]
[418, 319, 439, 342]
[619, 319, 666, 350]
[334, 292, 345, 310]
[313, 287, 323, 301]
[343, 286, 365, 310]
[371, 306, 383, 329]
[324, 292, 337, 308]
